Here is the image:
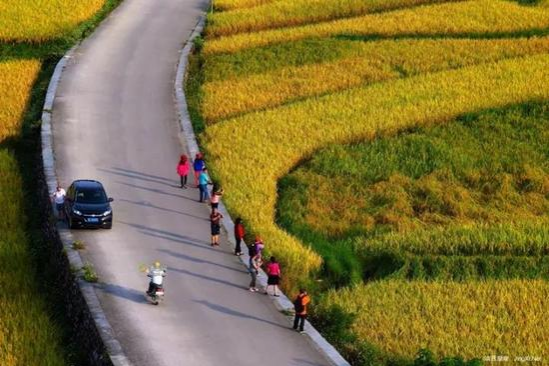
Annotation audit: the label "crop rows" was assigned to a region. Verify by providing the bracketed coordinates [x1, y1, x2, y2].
[201, 54, 549, 286]
[204, 0, 549, 54]
[206, 0, 454, 37]
[202, 36, 549, 122]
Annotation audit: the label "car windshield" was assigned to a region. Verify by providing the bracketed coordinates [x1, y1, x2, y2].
[75, 187, 107, 204]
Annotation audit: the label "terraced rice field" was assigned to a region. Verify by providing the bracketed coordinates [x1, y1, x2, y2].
[0, 1, 115, 364]
[190, 0, 549, 363]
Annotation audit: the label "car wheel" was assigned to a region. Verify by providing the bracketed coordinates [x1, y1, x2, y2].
[104, 223, 112, 230]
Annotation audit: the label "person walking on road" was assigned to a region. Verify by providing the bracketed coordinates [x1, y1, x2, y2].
[234, 218, 245, 256]
[177, 154, 190, 188]
[210, 187, 223, 209]
[265, 256, 281, 296]
[248, 253, 260, 292]
[193, 152, 205, 187]
[210, 208, 223, 247]
[51, 185, 66, 220]
[198, 168, 211, 203]
[292, 289, 310, 333]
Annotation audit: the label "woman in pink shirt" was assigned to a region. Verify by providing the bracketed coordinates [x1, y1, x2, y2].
[265, 256, 281, 297]
[177, 154, 190, 189]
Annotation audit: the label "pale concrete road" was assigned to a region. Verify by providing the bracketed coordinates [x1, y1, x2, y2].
[51, 0, 330, 365]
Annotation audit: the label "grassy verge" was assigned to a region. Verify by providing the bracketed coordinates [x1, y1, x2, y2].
[0, 0, 122, 364]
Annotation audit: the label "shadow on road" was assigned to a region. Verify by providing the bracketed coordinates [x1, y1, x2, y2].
[99, 167, 177, 187]
[193, 299, 289, 330]
[170, 267, 245, 291]
[114, 181, 195, 201]
[118, 198, 207, 221]
[118, 221, 224, 253]
[97, 283, 146, 304]
[159, 248, 248, 274]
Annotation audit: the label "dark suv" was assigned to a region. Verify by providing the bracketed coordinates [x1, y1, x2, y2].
[64, 180, 113, 229]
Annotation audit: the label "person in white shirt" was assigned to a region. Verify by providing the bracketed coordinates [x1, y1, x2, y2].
[146, 261, 167, 295]
[51, 186, 66, 219]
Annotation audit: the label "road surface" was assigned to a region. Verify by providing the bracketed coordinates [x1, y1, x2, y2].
[51, 0, 331, 365]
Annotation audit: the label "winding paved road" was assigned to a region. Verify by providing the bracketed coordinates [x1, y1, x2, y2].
[51, 0, 330, 365]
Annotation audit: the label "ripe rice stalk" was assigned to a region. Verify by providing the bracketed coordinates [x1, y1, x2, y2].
[206, 0, 457, 37]
[204, 0, 549, 54]
[0, 60, 42, 141]
[202, 36, 549, 122]
[0, 0, 106, 42]
[319, 279, 549, 361]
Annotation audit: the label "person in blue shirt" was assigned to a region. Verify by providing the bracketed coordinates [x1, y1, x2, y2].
[198, 167, 211, 203]
[193, 152, 206, 187]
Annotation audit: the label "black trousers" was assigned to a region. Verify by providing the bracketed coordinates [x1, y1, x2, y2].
[180, 175, 187, 187]
[293, 313, 307, 331]
[235, 237, 242, 254]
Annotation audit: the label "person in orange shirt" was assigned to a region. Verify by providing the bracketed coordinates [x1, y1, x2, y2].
[292, 288, 310, 333]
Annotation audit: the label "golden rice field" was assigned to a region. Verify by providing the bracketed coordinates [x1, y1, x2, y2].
[213, 0, 277, 11]
[206, 0, 452, 37]
[0, 60, 42, 139]
[320, 280, 549, 361]
[1, 0, 111, 364]
[202, 36, 549, 121]
[192, 0, 549, 362]
[0, 0, 106, 42]
[204, 0, 549, 54]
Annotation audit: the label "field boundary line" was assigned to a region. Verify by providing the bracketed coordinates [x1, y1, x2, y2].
[41, 48, 132, 366]
[174, 15, 351, 366]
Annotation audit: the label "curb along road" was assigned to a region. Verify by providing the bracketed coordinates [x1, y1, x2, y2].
[41, 48, 132, 366]
[175, 17, 351, 366]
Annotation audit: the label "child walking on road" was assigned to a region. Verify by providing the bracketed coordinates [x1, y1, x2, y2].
[177, 154, 190, 188]
[51, 186, 66, 220]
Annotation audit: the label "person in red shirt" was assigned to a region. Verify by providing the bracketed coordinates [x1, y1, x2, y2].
[293, 289, 310, 333]
[234, 217, 245, 256]
[176, 154, 190, 188]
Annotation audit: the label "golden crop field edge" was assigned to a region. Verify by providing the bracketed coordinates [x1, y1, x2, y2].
[203, 0, 549, 54]
[0, 0, 106, 43]
[201, 54, 549, 291]
[206, 0, 459, 37]
[213, 0, 278, 12]
[0, 60, 42, 140]
[0, 151, 67, 366]
[318, 279, 549, 361]
[201, 36, 549, 122]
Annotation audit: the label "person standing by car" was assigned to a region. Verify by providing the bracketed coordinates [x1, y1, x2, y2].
[292, 289, 310, 333]
[51, 186, 66, 220]
[177, 154, 190, 189]
[234, 217, 245, 256]
[193, 152, 206, 187]
[210, 208, 223, 247]
[198, 168, 211, 203]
